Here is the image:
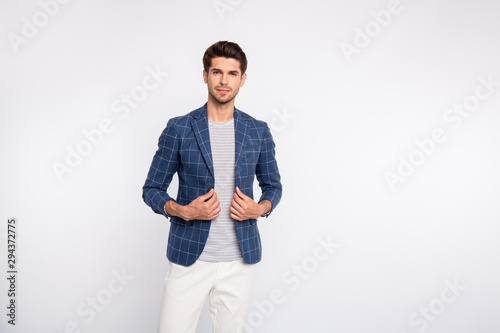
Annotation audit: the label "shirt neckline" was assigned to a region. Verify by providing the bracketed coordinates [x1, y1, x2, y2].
[208, 118, 234, 126]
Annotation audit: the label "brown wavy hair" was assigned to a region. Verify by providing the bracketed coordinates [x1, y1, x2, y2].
[203, 41, 247, 75]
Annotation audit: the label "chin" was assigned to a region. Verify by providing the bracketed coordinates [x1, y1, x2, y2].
[216, 99, 233, 105]
[211, 93, 235, 105]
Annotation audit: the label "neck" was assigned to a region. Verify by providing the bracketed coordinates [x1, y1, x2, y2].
[206, 96, 235, 122]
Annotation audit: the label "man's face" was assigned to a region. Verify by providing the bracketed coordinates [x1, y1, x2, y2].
[204, 57, 247, 105]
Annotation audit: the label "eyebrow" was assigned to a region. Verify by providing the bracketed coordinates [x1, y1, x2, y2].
[211, 68, 240, 75]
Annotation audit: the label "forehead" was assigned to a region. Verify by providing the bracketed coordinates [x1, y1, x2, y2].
[209, 57, 241, 72]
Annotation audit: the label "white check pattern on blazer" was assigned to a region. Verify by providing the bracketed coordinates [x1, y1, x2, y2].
[143, 103, 282, 266]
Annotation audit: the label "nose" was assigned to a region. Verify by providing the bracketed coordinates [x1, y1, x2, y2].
[220, 73, 228, 85]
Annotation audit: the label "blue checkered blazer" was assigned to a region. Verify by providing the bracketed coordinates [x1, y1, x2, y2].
[142, 103, 282, 266]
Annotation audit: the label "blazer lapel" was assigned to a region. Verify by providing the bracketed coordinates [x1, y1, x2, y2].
[190, 105, 248, 181]
[234, 107, 248, 171]
[190, 104, 215, 178]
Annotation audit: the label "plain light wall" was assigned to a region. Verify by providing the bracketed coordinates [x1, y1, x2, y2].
[1, 0, 500, 332]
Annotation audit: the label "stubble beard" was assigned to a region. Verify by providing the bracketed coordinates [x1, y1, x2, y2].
[208, 84, 238, 105]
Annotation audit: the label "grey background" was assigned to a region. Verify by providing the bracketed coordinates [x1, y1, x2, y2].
[1, 0, 500, 332]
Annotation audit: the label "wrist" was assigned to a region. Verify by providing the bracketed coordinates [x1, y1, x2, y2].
[165, 200, 186, 219]
[177, 204, 190, 220]
[164, 200, 174, 217]
[258, 200, 272, 217]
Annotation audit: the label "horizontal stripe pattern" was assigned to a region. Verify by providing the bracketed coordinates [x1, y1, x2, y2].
[198, 118, 242, 262]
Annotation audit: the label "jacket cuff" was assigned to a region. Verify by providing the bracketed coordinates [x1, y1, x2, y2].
[163, 200, 174, 219]
[151, 191, 175, 220]
[258, 192, 280, 218]
[260, 203, 272, 218]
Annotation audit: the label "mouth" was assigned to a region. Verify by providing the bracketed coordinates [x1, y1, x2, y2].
[216, 88, 230, 94]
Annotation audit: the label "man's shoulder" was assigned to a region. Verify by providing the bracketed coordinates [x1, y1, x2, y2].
[235, 107, 268, 129]
[165, 105, 205, 126]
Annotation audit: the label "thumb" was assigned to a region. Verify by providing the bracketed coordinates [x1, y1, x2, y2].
[235, 186, 245, 199]
[201, 188, 214, 199]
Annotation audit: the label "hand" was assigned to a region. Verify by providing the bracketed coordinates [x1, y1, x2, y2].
[165, 189, 221, 221]
[230, 186, 270, 221]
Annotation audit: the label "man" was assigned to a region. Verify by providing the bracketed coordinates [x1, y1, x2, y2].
[142, 41, 282, 332]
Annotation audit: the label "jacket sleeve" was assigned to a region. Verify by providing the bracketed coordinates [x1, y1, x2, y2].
[142, 118, 180, 219]
[256, 123, 283, 217]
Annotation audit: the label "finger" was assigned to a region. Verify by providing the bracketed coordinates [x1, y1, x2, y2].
[207, 205, 220, 218]
[231, 198, 243, 212]
[233, 192, 244, 205]
[209, 202, 221, 213]
[205, 190, 217, 204]
[230, 211, 243, 221]
[212, 205, 222, 218]
[209, 199, 220, 211]
[209, 193, 220, 208]
[206, 190, 216, 203]
[201, 189, 214, 201]
[235, 186, 246, 200]
[231, 194, 243, 208]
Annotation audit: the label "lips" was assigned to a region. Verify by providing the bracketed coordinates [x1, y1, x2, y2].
[216, 88, 230, 93]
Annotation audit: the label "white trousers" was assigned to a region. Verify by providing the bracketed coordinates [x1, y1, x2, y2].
[157, 259, 256, 333]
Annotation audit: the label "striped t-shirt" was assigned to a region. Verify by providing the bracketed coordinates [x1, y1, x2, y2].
[198, 118, 243, 262]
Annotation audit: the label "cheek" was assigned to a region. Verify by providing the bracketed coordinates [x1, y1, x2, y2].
[232, 81, 242, 90]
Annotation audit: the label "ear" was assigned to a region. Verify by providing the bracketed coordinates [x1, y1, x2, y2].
[203, 70, 208, 84]
[240, 73, 247, 87]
